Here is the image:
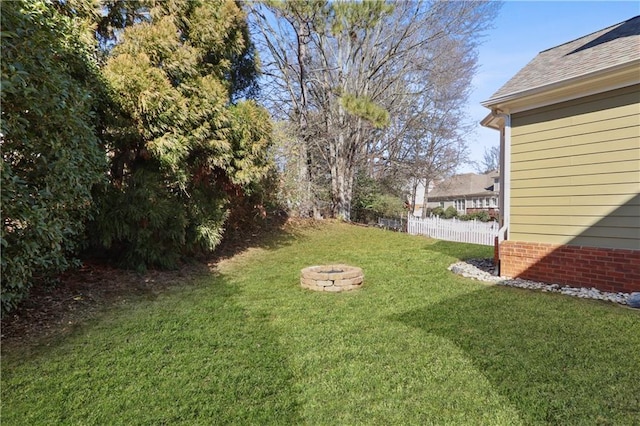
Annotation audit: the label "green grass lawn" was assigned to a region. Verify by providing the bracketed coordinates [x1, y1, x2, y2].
[2, 221, 639, 425]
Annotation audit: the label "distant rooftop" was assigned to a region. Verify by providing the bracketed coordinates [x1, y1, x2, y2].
[428, 171, 498, 199]
[484, 15, 640, 104]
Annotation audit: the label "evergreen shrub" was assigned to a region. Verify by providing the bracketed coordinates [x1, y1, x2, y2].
[1, 1, 105, 314]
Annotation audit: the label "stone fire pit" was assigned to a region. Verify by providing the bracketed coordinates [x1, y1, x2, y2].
[300, 264, 364, 292]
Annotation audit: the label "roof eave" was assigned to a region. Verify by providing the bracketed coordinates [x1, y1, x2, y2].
[481, 59, 640, 113]
[480, 112, 503, 130]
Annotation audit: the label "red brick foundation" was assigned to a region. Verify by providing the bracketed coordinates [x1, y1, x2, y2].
[500, 241, 640, 293]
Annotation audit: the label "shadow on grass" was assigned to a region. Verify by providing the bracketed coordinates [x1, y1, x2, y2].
[421, 240, 493, 261]
[2, 273, 303, 424]
[393, 285, 640, 425]
[1, 214, 308, 347]
[209, 214, 311, 261]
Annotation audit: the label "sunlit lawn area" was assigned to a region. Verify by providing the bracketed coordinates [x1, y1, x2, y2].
[2, 221, 639, 425]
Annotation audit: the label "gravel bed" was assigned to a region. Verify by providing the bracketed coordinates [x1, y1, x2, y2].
[448, 258, 638, 307]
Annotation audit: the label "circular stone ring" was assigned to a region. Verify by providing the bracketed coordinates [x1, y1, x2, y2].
[300, 264, 364, 292]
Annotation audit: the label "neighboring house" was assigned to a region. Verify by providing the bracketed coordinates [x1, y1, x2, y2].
[411, 171, 500, 217]
[481, 16, 640, 293]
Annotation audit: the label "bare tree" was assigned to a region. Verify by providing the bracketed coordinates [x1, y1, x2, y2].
[474, 145, 500, 174]
[249, 0, 500, 220]
[249, 2, 328, 217]
[374, 31, 475, 217]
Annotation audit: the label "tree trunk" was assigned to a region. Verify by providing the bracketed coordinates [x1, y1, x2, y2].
[296, 141, 312, 217]
[332, 153, 354, 221]
[410, 180, 418, 216]
[421, 179, 429, 219]
[329, 103, 357, 221]
[329, 132, 353, 221]
[296, 18, 319, 218]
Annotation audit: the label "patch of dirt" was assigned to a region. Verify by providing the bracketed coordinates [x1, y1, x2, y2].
[0, 261, 210, 349]
[1, 214, 307, 350]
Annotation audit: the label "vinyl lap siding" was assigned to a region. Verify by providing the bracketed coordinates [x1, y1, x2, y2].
[510, 84, 640, 250]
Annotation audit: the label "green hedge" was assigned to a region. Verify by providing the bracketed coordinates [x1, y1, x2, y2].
[1, 1, 106, 315]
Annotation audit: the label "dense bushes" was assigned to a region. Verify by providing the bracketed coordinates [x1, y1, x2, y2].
[460, 210, 491, 222]
[351, 173, 405, 223]
[443, 206, 459, 219]
[87, 1, 272, 270]
[429, 206, 445, 217]
[429, 206, 493, 222]
[1, 1, 106, 314]
[1, 1, 276, 315]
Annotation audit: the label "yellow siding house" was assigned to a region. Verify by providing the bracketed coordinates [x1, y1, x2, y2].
[481, 16, 640, 293]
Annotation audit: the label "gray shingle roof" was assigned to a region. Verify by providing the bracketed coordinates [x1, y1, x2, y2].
[486, 15, 640, 103]
[428, 172, 498, 199]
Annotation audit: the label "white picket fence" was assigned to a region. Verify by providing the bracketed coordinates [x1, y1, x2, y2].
[407, 214, 498, 246]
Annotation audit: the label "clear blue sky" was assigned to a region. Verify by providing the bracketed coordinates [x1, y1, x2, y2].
[462, 0, 639, 173]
